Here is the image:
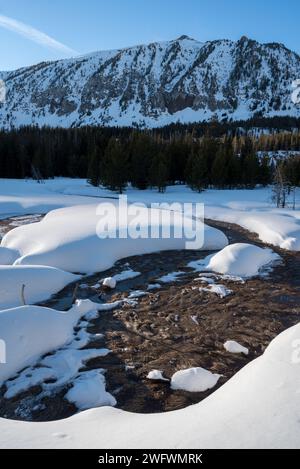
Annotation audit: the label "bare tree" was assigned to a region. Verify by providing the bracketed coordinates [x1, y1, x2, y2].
[272, 163, 295, 209]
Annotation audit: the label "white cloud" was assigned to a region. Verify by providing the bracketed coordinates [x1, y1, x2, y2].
[0, 14, 78, 56]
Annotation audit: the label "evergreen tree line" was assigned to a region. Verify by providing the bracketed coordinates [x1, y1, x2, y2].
[88, 134, 299, 193]
[0, 125, 299, 193]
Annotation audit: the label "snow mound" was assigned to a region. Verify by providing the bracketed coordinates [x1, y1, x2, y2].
[171, 367, 221, 393]
[1, 204, 228, 274]
[147, 370, 169, 382]
[224, 341, 249, 355]
[65, 370, 116, 410]
[103, 277, 117, 289]
[0, 265, 79, 310]
[191, 243, 281, 278]
[0, 299, 107, 385]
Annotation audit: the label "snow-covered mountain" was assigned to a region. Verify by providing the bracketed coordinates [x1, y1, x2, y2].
[0, 35, 300, 129]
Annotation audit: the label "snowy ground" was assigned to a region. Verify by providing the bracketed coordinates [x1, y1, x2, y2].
[0, 178, 299, 448]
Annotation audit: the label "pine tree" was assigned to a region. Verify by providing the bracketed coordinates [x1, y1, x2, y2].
[101, 138, 128, 194]
[129, 133, 153, 190]
[166, 141, 189, 185]
[87, 147, 102, 187]
[149, 152, 169, 193]
[211, 145, 228, 188]
[240, 138, 260, 188]
[185, 146, 208, 192]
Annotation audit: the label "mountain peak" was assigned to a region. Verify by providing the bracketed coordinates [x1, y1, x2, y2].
[176, 35, 196, 41]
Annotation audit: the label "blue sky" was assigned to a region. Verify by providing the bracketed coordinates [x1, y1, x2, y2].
[0, 0, 299, 70]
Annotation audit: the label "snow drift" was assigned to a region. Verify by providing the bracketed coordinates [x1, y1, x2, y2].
[1, 203, 228, 274]
[0, 265, 79, 310]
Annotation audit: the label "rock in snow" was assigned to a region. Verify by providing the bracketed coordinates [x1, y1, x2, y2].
[171, 367, 221, 393]
[224, 341, 249, 355]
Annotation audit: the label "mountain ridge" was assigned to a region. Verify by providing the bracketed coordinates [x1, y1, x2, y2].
[0, 35, 299, 129]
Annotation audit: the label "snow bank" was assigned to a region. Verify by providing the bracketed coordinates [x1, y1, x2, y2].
[1, 321, 300, 448]
[121, 186, 300, 252]
[0, 299, 105, 385]
[0, 265, 79, 310]
[190, 243, 280, 278]
[1, 204, 228, 274]
[171, 367, 221, 393]
[224, 341, 249, 355]
[0, 246, 19, 265]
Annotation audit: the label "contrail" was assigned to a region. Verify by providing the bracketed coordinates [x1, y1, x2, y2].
[0, 14, 78, 56]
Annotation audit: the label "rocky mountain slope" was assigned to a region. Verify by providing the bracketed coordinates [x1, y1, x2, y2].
[0, 35, 299, 128]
